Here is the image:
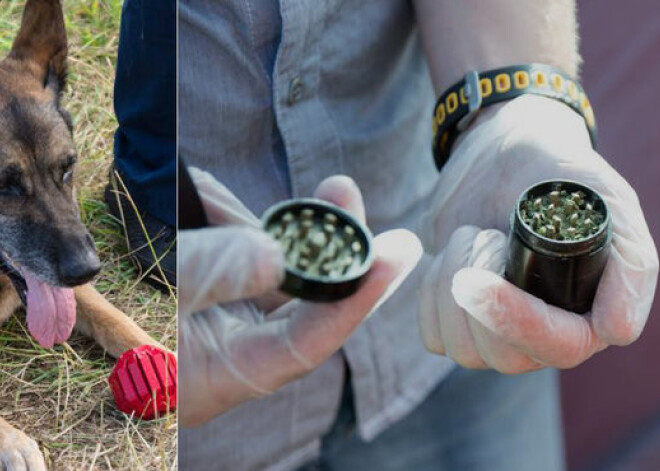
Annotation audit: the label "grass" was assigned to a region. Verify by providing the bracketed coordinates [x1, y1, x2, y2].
[0, 1, 176, 470]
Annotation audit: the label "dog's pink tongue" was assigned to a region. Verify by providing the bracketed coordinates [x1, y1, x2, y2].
[23, 272, 76, 348]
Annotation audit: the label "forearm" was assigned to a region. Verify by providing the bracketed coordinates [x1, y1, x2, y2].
[413, 0, 581, 93]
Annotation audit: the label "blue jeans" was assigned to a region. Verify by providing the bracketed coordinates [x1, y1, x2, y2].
[113, 0, 176, 227]
[300, 367, 565, 471]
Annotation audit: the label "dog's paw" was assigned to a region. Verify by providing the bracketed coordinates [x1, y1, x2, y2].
[0, 425, 46, 471]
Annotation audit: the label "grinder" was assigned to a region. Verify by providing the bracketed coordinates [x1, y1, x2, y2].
[262, 198, 374, 302]
[505, 180, 612, 313]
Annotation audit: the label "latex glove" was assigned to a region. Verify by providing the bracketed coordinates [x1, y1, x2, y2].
[179, 169, 422, 426]
[419, 95, 658, 373]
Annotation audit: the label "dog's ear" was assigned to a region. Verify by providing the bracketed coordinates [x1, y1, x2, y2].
[8, 0, 67, 96]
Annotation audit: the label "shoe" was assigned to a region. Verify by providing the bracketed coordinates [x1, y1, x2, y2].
[104, 169, 176, 293]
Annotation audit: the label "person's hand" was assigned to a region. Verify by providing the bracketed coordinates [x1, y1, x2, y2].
[179, 169, 422, 426]
[419, 95, 658, 373]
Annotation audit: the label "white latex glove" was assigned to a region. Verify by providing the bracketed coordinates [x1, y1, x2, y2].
[179, 169, 422, 426]
[419, 95, 659, 373]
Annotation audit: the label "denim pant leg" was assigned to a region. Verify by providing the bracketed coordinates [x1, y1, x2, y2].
[302, 367, 565, 471]
[113, 0, 176, 227]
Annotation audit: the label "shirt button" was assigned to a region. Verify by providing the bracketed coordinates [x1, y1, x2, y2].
[288, 76, 305, 105]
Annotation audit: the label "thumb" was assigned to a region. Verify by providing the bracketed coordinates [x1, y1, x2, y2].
[272, 230, 422, 374]
[179, 226, 285, 316]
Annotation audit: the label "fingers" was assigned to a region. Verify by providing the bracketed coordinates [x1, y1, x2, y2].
[452, 268, 606, 368]
[462, 230, 543, 373]
[466, 321, 543, 374]
[420, 226, 540, 373]
[313, 175, 366, 223]
[564, 157, 659, 346]
[178, 302, 270, 426]
[592, 241, 658, 345]
[590, 177, 658, 345]
[430, 226, 486, 369]
[262, 229, 422, 384]
[179, 226, 285, 316]
[188, 167, 259, 227]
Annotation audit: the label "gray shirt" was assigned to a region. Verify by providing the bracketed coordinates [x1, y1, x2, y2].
[179, 1, 455, 469]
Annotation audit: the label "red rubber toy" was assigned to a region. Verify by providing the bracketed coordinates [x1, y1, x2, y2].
[108, 345, 177, 420]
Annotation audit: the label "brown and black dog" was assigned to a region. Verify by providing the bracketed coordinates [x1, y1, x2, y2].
[0, 0, 162, 468]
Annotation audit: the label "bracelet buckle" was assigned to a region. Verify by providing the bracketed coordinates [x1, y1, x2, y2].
[457, 70, 482, 131]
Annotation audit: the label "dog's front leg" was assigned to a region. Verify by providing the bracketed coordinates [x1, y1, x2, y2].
[74, 284, 164, 358]
[0, 278, 47, 469]
[0, 276, 22, 326]
[0, 416, 46, 470]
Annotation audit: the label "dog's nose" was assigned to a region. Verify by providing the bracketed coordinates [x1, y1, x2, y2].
[58, 236, 101, 286]
[59, 250, 101, 286]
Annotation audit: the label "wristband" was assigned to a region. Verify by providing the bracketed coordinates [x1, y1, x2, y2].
[432, 64, 597, 171]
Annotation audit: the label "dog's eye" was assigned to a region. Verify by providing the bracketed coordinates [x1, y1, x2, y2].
[62, 168, 73, 184]
[61, 154, 76, 184]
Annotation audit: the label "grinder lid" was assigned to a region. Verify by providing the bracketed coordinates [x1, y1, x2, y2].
[262, 198, 374, 302]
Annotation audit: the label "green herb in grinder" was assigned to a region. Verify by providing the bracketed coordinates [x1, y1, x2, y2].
[520, 188, 605, 240]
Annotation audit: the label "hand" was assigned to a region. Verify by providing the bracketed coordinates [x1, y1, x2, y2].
[179, 169, 422, 426]
[419, 95, 658, 373]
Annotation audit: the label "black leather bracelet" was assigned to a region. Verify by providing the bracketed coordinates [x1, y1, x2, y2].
[432, 64, 597, 171]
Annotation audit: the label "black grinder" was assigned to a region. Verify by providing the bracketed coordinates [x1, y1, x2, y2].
[505, 180, 612, 314]
[262, 198, 374, 302]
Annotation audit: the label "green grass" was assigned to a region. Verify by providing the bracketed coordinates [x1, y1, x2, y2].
[0, 2, 176, 470]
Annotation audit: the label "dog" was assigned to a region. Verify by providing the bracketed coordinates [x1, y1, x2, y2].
[0, 1, 163, 468]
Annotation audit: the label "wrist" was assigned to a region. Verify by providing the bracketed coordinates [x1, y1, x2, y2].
[415, 0, 580, 93]
[432, 65, 596, 170]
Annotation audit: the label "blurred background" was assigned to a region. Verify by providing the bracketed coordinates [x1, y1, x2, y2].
[562, 1, 660, 469]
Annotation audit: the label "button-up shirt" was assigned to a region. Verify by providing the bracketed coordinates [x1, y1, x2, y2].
[179, 1, 455, 469]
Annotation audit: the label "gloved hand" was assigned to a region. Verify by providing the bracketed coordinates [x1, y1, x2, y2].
[419, 95, 659, 373]
[179, 169, 422, 426]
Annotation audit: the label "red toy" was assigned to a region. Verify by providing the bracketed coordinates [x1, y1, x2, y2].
[108, 345, 177, 420]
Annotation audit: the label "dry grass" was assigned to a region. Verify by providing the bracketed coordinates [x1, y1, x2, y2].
[0, 1, 177, 469]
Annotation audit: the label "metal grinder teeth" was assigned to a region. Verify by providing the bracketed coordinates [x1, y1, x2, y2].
[520, 187, 605, 241]
[267, 208, 365, 279]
